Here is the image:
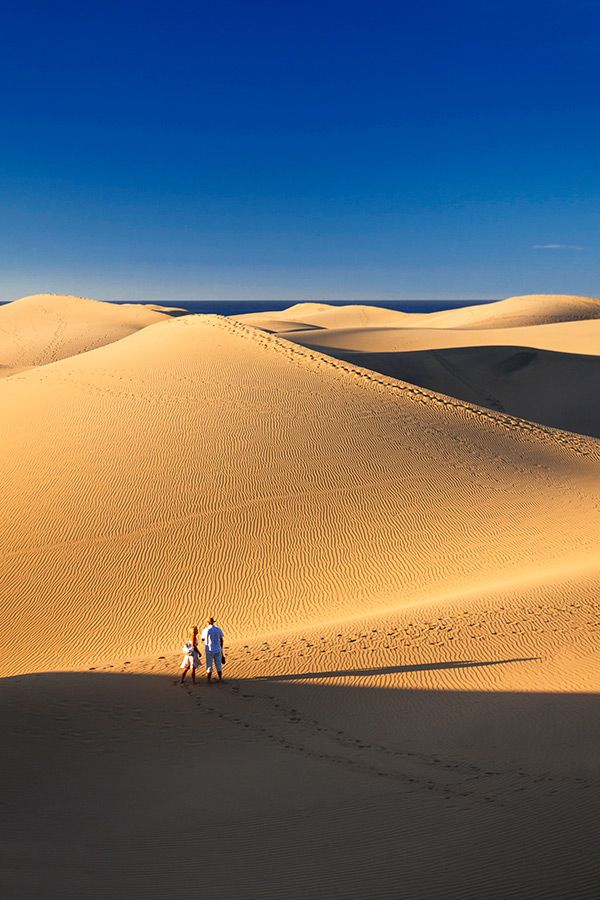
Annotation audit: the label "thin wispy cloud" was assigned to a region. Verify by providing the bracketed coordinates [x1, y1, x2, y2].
[532, 243, 584, 251]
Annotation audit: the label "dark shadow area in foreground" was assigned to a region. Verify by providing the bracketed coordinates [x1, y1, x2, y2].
[1, 669, 598, 900]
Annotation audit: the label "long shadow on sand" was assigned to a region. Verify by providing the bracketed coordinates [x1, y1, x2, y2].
[252, 656, 540, 681]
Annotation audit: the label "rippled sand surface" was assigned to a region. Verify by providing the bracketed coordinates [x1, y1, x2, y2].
[1, 294, 598, 899]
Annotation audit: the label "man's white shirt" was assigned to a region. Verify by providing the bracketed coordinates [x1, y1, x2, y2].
[202, 624, 224, 652]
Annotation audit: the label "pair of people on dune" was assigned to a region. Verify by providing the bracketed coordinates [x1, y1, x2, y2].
[180, 617, 225, 684]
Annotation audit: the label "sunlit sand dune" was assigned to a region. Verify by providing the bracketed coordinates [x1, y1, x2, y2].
[0, 293, 182, 377]
[1, 295, 599, 899]
[1, 298, 599, 677]
[238, 300, 415, 330]
[237, 293, 600, 332]
[428, 293, 600, 328]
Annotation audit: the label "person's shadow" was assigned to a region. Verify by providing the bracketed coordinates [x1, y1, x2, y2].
[253, 657, 540, 681]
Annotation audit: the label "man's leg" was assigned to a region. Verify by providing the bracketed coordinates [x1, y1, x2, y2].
[216, 651, 223, 682]
[206, 650, 213, 683]
[180, 663, 189, 684]
[191, 666, 196, 684]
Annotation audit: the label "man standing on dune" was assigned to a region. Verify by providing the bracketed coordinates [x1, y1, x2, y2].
[201, 617, 225, 683]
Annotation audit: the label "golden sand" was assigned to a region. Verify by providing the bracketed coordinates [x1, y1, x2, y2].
[0, 293, 181, 377]
[1, 293, 598, 899]
[237, 295, 600, 437]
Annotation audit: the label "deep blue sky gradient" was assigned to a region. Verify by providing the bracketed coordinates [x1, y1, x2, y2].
[1, 0, 598, 300]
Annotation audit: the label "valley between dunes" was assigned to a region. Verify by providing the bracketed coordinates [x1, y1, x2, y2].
[1, 294, 598, 899]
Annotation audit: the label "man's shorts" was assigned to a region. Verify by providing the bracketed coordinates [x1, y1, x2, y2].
[205, 649, 222, 673]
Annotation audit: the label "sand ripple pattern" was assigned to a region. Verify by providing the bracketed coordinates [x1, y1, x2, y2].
[1, 310, 599, 676]
[0, 294, 175, 377]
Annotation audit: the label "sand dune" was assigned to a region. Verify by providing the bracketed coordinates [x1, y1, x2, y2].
[278, 345, 600, 437]
[1, 297, 599, 678]
[237, 301, 414, 330]
[1, 294, 599, 898]
[2, 574, 598, 898]
[0, 294, 182, 377]
[3, 655, 598, 899]
[277, 317, 600, 355]
[239, 298, 600, 437]
[428, 293, 600, 329]
[236, 293, 600, 332]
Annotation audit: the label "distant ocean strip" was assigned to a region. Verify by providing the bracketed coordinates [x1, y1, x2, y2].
[120, 299, 497, 316]
[0, 299, 496, 315]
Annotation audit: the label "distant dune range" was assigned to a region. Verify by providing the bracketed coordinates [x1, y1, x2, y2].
[1, 293, 599, 899]
[235, 294, 600, 437]
[0, 293, 185, 377]
[236, 293, 600, 330]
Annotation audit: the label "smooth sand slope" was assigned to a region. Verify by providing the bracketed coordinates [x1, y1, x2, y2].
[236, 293, 600, 332]
[427, 292, 600, 328]
[265, 318, 600, 355]
[1, 295, 599, 899]
[0, 293, 183, 377]
[236, 295, 600, 437]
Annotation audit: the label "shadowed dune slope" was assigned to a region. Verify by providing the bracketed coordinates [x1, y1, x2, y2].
[278, 344, 600, 438]
[0, 294, 181, 377]
[2, 565, 598, 897]
[1, 310, 599, 677]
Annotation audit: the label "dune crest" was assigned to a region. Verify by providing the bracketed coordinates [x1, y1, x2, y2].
[430, 293, 600, 329]
[237, 301, 411, 330]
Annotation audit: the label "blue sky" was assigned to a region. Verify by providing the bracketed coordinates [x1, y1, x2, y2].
[1, 0, 598, 300]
